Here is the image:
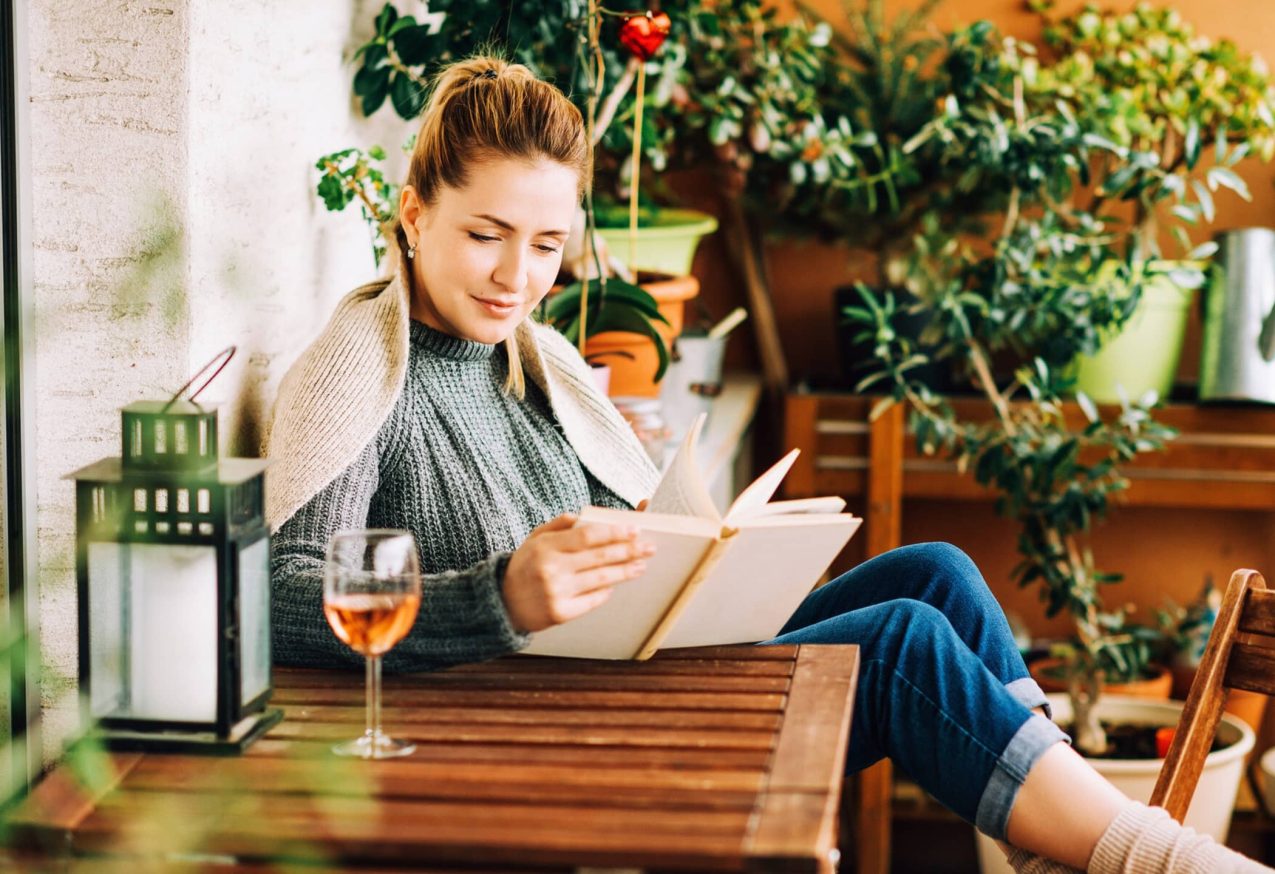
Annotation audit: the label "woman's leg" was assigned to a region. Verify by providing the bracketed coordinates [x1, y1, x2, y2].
[765, 598, 1066, 841]
[766, 598, 1273, 872]
[779, 542, 1050, 713]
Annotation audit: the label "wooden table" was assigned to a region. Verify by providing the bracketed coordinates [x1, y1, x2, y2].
[3, 644, 858, 873]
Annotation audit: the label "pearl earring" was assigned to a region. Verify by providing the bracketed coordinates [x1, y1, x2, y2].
[406, 242, 417, 260]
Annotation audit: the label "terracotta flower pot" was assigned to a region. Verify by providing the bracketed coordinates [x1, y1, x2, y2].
[1029, 657, 1173, 700]
[585, 273, 700, 398]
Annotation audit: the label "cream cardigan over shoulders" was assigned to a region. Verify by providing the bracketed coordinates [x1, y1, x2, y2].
[263, 266, 661, 531]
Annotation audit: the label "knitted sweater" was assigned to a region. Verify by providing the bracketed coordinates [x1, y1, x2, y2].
[264, 258, 661, 671]
[271, 321, 634, 671]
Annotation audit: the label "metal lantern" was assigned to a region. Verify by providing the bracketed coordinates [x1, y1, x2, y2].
[67, 349, 282, 753]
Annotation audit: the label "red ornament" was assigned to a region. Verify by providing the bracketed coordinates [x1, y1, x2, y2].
[619, 11, 671, 62]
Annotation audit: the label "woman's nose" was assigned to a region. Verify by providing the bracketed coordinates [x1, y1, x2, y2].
[492, 247, 528, 293]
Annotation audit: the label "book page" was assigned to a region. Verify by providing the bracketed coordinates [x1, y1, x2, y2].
[721, 449, 801, 525]
[735, 496, 847, 519]
[519, 506, 719, 659]
[659, 514, 862, 649]
[645, 413, 720, 522]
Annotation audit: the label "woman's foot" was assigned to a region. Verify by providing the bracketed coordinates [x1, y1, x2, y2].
[1086, 802, 1272, 873]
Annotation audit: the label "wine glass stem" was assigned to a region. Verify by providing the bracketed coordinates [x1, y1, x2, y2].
[366, 654, 383, 741]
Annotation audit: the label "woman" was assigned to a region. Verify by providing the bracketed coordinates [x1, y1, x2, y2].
[268, 57, 1266, 874]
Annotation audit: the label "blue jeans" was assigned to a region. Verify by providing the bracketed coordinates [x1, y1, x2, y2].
[762, 542, 1067, 841]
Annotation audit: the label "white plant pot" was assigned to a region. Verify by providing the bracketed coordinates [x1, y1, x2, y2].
[976, 694, 1255, 874]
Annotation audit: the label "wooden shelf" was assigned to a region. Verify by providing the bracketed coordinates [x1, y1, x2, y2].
[784, 391, 1275, 511]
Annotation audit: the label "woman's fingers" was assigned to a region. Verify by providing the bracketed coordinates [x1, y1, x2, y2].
[571, 559, 649, 595]
[567, 538, 655, 572]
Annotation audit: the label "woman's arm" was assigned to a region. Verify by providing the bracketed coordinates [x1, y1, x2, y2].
[270, 438, 530, 673]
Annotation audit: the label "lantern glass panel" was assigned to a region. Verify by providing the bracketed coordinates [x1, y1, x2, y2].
[87, 542, 219, 723]
[239, 537, 271, 705]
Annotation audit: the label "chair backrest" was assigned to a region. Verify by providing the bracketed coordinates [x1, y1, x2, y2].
[1150, 568, 1273, 821]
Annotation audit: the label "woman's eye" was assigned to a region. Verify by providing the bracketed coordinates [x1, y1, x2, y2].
[535, 244, 561, 254]
[468, 233, 499, 243]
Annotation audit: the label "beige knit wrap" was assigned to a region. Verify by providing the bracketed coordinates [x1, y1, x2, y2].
[264, 266, 661, 531]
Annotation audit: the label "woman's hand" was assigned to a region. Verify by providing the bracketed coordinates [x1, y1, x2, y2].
[502, 514, 654, 633]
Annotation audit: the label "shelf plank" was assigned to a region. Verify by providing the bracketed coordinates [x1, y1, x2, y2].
[785, 391, 1275, 510]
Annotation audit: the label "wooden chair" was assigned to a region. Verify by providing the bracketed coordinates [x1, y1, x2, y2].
[1151, 568, 1272, 820]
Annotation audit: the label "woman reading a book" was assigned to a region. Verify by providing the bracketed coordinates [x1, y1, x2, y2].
[267, 56, 1265, 874]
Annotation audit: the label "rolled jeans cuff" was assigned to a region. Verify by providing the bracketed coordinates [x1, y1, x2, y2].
[1004, 676, 1053, 720]
[973, 713, 1069, 841]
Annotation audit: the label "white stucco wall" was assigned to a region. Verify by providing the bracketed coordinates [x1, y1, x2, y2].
[27, 0, 409, 763]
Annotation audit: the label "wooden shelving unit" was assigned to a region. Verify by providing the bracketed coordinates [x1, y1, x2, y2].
[784, 392, 1275, 511]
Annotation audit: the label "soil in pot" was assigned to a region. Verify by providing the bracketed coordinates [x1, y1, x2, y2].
[1066, 721, 1224, 760]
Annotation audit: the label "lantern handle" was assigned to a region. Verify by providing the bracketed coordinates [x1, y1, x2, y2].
[162, 345, 237, 413]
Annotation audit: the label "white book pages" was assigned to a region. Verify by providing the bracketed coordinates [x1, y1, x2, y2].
[520, 507, 719, 659]
[658, 514, 862, 649]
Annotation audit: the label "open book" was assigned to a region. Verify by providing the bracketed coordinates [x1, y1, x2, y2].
[522, 415, 861, 660]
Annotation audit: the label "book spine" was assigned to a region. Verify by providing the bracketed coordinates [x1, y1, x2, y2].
[633, 529, 738, 660]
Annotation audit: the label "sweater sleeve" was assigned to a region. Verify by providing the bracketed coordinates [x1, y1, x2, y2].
[270, 432, 530, 674]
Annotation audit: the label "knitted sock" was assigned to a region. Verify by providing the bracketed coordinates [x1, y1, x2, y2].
[1005, 845, 1082, 873]
[1087, 802, 1273, 874]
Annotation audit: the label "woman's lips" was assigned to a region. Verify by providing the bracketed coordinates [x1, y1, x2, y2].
[473, 296, 519, 316]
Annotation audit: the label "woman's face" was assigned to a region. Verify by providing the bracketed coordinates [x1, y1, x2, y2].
[402, 156, 579, 345]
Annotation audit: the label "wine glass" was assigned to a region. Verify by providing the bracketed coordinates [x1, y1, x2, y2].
[323, 529, 422, 759]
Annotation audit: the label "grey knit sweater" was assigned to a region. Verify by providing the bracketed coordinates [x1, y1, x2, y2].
[270, 320, 632, 672]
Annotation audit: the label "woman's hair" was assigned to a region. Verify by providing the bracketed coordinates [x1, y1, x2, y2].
[388, 55, 589, 398]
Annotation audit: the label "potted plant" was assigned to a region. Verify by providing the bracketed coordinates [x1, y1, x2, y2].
[1033, 0, 1275, 403]
[842, 15, 1260, 866]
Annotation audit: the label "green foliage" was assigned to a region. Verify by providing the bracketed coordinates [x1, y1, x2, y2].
[542, 278, 671, 381]
[314, 147, 397, 267]
[1034, 1, 1275, 255]
[837, 15, 1250, 751]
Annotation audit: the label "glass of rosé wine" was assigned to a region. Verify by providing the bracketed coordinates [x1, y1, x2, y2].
[323, 529, 422, 759]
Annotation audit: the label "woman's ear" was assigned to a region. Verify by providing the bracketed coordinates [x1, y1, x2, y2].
[398, 185, 425, 246]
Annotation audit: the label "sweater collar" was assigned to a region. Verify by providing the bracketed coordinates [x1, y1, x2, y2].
[409, 319, 498, 362]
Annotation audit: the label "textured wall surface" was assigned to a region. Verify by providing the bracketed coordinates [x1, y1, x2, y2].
[26, 0, 406, 763]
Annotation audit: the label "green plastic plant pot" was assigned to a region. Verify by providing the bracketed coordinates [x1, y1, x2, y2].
[1072, 269, 1196, 404]
[596, 208, 719, 276]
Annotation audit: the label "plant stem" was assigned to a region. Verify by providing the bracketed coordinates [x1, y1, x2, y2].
[594, 58, 639, 147]
[385, 42, 430, 89]
[628, 63, 646, 270]
[1000, 185, 1021, 241]
[968, 342, 1015, 436]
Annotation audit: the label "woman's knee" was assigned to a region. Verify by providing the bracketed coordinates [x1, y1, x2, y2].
[901, 542, 995, 605]
[871, 599, 953, 661]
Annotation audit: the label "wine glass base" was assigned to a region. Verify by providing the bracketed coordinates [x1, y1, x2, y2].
[332, 731, 416, 760]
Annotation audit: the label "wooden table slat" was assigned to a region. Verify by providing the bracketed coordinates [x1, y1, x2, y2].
[276, 672, 795, 693]
[270, 687, 788, 711]
[245, 737, 776, 770]
[745, 792, 841, 874]
[266, 718, 778, 749]
[282, 703, 784, 730]
[765, 646, 859, 792]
